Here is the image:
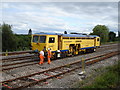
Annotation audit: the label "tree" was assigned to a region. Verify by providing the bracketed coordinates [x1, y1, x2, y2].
[2, 23, 17, 51]
[89, 33, 94, 35]
[15, 34, 31, 50]
[118, 31, 120, 37]
[64, 31, 67, 34]
[109, 31, 116, 41]
[0, 24, 2, 52]
[28, 29, 32, 35]
[92, 25, 109, 42]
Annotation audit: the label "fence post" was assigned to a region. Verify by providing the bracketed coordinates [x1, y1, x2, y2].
[78, 57, 86, 75]
[5, 50, 8, 56]
[82, 57, 85, 73]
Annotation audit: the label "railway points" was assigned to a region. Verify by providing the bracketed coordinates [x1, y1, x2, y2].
[1, 44, 118, 72]
[1, 43, 119, 89]
[1, 50, 119, 89]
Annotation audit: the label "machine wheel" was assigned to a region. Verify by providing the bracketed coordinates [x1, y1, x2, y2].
[54, 53, 57, 60]
[64, 52, 67, 58]
[78, 51, 81, 55]
[60, 53, 64, 58]
[91, 48, 94, 52]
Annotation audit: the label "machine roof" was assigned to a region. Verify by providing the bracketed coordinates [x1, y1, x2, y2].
[34, 32, 99, 38]
[34, 32, 62, 35]
[62, 34, 99, 38]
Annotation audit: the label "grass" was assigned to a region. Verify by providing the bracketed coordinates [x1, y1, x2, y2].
[72, 60, 120, 88]
[101, 41, 119, 45]
[82, 61, 120, 88]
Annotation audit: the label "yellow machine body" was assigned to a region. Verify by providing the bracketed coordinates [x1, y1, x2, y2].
[31, 33, 100, 58]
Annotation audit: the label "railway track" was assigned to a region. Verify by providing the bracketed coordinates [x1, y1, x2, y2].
[1, 50, 33, 56]
[1, 44, 118, 71]
[1, 50, 119, 89]
[1, 43, 117, 56]
[2, 55, 35, 62]
[2, 54, 39, 71]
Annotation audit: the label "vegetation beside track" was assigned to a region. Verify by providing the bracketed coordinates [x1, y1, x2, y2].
[72, 60, 120, 88]
[101, 41, 119, 45]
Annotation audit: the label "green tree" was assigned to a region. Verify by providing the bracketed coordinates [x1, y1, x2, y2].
[118, 31, 120, 37]
[92, 25, 109, 42]
[64, 31, 67, 34]
[28, 29, 32, 35]
[2, 23, 17, 51]
[0, 24, 2, 52]
[89, 32, 94, 35]
[109, 31, 116, 41]
[15, 34, 31, 50]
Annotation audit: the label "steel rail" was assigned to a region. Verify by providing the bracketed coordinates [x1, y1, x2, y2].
[2, 59, 39, 67]
[2, 50, 111, 71]
[1, 51, 119, 89]
[1, 51, 118, 71]
[1, 50, 33, 56]
[4, 51, 119, 89]
[2, 55, 35, 62]
[1, 51, 119, 82]
[1, 43, 117, 56]
[1, 51, 109, 67]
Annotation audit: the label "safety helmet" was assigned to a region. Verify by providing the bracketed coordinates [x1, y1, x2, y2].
[48, 48, 50, 50]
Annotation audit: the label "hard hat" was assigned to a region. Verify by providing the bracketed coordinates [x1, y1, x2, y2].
[57, 50, 60, 52]
[48, 48, 50, 50]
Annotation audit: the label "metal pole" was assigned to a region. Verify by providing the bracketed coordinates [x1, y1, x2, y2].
[82, 57, 85, 73]
[5, 50, 8, 56]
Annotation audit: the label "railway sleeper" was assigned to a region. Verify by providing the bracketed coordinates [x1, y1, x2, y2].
[1, 51, 119, 89]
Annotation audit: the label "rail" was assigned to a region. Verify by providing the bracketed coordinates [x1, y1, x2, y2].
[0, 50, 33, 56]
[1, 50, 119, 89]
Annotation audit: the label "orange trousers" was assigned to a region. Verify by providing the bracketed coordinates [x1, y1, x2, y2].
[48, 56, 51, 64]
[39, 55, 44, 64]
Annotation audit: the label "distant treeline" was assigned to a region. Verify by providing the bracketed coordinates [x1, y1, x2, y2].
[1, 23, 31, 52]
[89, 25, 120, 42]
[0, 23, 120, 52]
[14, 34, 31, 51]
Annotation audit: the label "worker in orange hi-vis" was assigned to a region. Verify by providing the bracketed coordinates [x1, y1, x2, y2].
[47, 48, 51, 64]
[39, 49, 45, 64]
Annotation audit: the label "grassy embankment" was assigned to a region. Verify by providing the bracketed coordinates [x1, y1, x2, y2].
[101, 41, 119, 45]
[73, 60, 120, 88]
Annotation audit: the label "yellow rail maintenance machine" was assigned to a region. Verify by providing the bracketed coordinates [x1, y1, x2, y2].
[31, 32, 100, 59]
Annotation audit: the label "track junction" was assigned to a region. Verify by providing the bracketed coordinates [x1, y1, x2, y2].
[1, 43, 119, 89]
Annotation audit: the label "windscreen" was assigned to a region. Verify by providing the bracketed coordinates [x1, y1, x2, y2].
[33, 36, 39, 43]
[39, 36, 46, 43]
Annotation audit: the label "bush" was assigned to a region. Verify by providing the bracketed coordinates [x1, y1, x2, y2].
[83, 61, 120, 88]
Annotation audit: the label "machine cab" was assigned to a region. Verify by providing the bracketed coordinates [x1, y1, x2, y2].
[31, 33, 58, 52]
[31, 35, 47, 51]
[95, 37, 100, 47]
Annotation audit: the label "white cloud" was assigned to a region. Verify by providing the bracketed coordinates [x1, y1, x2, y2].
[1, 2, 118, 35]
[1, 0, 120, 2]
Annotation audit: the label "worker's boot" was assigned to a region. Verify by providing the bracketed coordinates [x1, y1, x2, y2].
[39, 62, 42, 64]
[39, 60, 43, 64]
[48, 59, 51, 64]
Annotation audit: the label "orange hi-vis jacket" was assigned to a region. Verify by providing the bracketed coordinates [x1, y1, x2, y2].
[40, 54, 44, 59]
[48, 50, 51, 58]
[39, 50, 44, 59]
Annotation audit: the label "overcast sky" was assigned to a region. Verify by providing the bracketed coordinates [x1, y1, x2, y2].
[1, 1, 118, 35]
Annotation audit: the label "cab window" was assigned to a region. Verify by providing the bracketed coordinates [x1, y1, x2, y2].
[40, 36, 46, 43]
[33, 36, 39, 43]
[49, 37, 55, 43]
[97, 38, 99, 41]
